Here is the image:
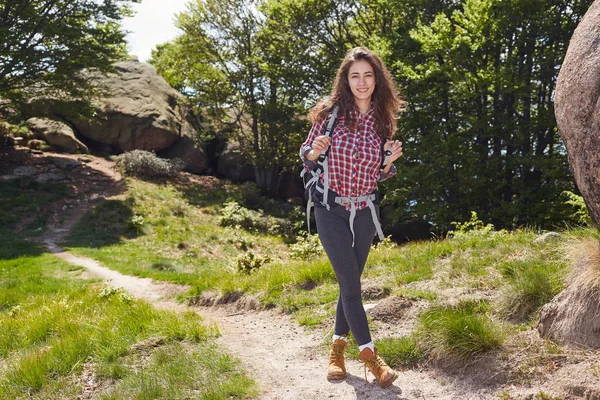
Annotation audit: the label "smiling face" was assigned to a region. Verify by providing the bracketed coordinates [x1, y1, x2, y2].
[348, 59, 376, 107]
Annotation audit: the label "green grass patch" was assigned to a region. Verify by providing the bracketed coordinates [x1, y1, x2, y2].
[415, 300, 506, 360]
[0, 250, 255, 399]
[497, 258, 566, 322]
[99, 343, 256, 400]
[346, 336, 424, 368]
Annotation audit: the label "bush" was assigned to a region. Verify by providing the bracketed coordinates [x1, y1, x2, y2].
[561, 190, 592, 226]
[448, 211, 494, 237]
[289, 234, 323, 260]
[114, 150, 184, 178]
[234, 251, 271, 274]
[219, 200, 292, 236]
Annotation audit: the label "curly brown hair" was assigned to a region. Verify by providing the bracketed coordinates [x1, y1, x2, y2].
[308, 47, 407, 140]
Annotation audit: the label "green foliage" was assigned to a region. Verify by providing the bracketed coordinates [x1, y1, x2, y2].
[114, 150, 184, 179]
[379, 0, 591, 232]
[561, 191, 592, 226]
[0, 0, 139, 117]
[219, 200, 292, 235]
[234, 251, 271, 274]
[450, 211, 494, 235]
[289, 234, 324, 260]
[149, 0, 350, 190]
[127, 214, 146, 233]
[416, 301, 505, 360]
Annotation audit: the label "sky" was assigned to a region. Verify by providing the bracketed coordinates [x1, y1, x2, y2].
[121, 0, 190, 62]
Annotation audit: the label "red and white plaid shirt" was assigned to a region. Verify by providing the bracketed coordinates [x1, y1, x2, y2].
[300, 108, 396, 210]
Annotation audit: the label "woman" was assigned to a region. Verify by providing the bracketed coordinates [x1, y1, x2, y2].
[299, 47, 406, 388]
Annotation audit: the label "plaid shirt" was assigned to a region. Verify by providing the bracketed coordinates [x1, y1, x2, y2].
[300, 108, 396, 210]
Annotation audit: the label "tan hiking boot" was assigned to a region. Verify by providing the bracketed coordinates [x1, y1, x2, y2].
[359, 347, 399, 388]
[327, 337, 348, 380]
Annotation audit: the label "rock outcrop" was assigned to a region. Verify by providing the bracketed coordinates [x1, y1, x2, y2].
[554, 0, 600, 228]
[71, 59, 186, 153]
[538, 0, 600, 348]
[24, 58, 207, 173]
[26, 118, 89, 153]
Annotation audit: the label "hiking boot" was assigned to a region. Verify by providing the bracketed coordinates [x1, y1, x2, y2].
[359, 347, 399, 388]
[327, 337, 348, 380]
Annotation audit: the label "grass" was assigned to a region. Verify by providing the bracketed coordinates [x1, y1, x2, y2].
[11, 167, 587, 368]
[415, 300, 506, 360]
[63, 175, 576, 337]
[0, 251, 256, 399]
[345, 335, 424, 368]
[0, 176, 256, 399]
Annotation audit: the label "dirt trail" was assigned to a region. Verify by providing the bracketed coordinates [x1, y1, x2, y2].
[43, 236, 499, 400]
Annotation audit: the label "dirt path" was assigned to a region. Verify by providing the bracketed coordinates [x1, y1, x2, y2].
[44, 236, 504, 400]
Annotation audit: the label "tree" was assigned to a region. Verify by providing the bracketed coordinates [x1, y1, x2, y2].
[376, 0, 592, 232]
[0, 0, 139, 117]
[150, 0, 355, 192]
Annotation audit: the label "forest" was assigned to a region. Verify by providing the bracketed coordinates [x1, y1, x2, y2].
[0, 0, 595, 232]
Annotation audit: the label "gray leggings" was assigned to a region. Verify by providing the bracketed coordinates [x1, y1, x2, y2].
[314, 201, 377, 346]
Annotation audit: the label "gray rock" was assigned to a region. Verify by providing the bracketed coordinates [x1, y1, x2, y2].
[13, 166, 39, 176]
[158, 131, 207, 174]
[26, 118, 88, 153]
[36, 172, 66, 183]
[533, 232, 562, 244]
[217, 142, 255, 182]
[71, 60, 191, 153]
[50, 157, 82, 170]
[554, 0, 600, 228]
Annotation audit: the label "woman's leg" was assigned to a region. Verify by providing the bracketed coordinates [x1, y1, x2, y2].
[315, 203, 376, 346]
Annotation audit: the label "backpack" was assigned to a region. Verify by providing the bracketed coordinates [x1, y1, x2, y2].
[300, 106, 392, 245]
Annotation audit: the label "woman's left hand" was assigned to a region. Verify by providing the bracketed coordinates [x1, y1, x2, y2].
[384, 140, 403, 163]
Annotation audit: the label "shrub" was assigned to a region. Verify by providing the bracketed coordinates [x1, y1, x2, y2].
[415, 301, 505, 360]
[289, 234, 323, 260]
[561, 190, 592, 226]
[127, 214, 145, 233]
[219, 200, 292, 236]
[114, 150, 184, 178]
[448, 211, 494, 237]
[234, 251, 271, 274]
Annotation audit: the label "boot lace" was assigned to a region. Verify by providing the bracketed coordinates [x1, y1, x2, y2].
[363, 355, 386, 382]
[329, 343, 345, 364]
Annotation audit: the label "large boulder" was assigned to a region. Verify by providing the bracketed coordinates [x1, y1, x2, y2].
[71, 59, 191, 154]
[538, 238, 600, 348]
[217, 142, 255, 182]
[554, 0, 600, 228]
[26, 118, 89, 153]
[158, 131, 207, 174]
[542, 1, 600, 348]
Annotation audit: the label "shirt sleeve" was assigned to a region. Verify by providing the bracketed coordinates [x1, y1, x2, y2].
[378, 163, 397, 182]
[299, 118, 326, 171]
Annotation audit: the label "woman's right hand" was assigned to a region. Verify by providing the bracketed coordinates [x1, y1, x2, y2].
[307, 135, 331, 160]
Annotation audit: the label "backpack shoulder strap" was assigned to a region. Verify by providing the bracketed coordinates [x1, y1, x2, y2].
[380, 138, 392, 170]
[317, 105, 339, 163]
